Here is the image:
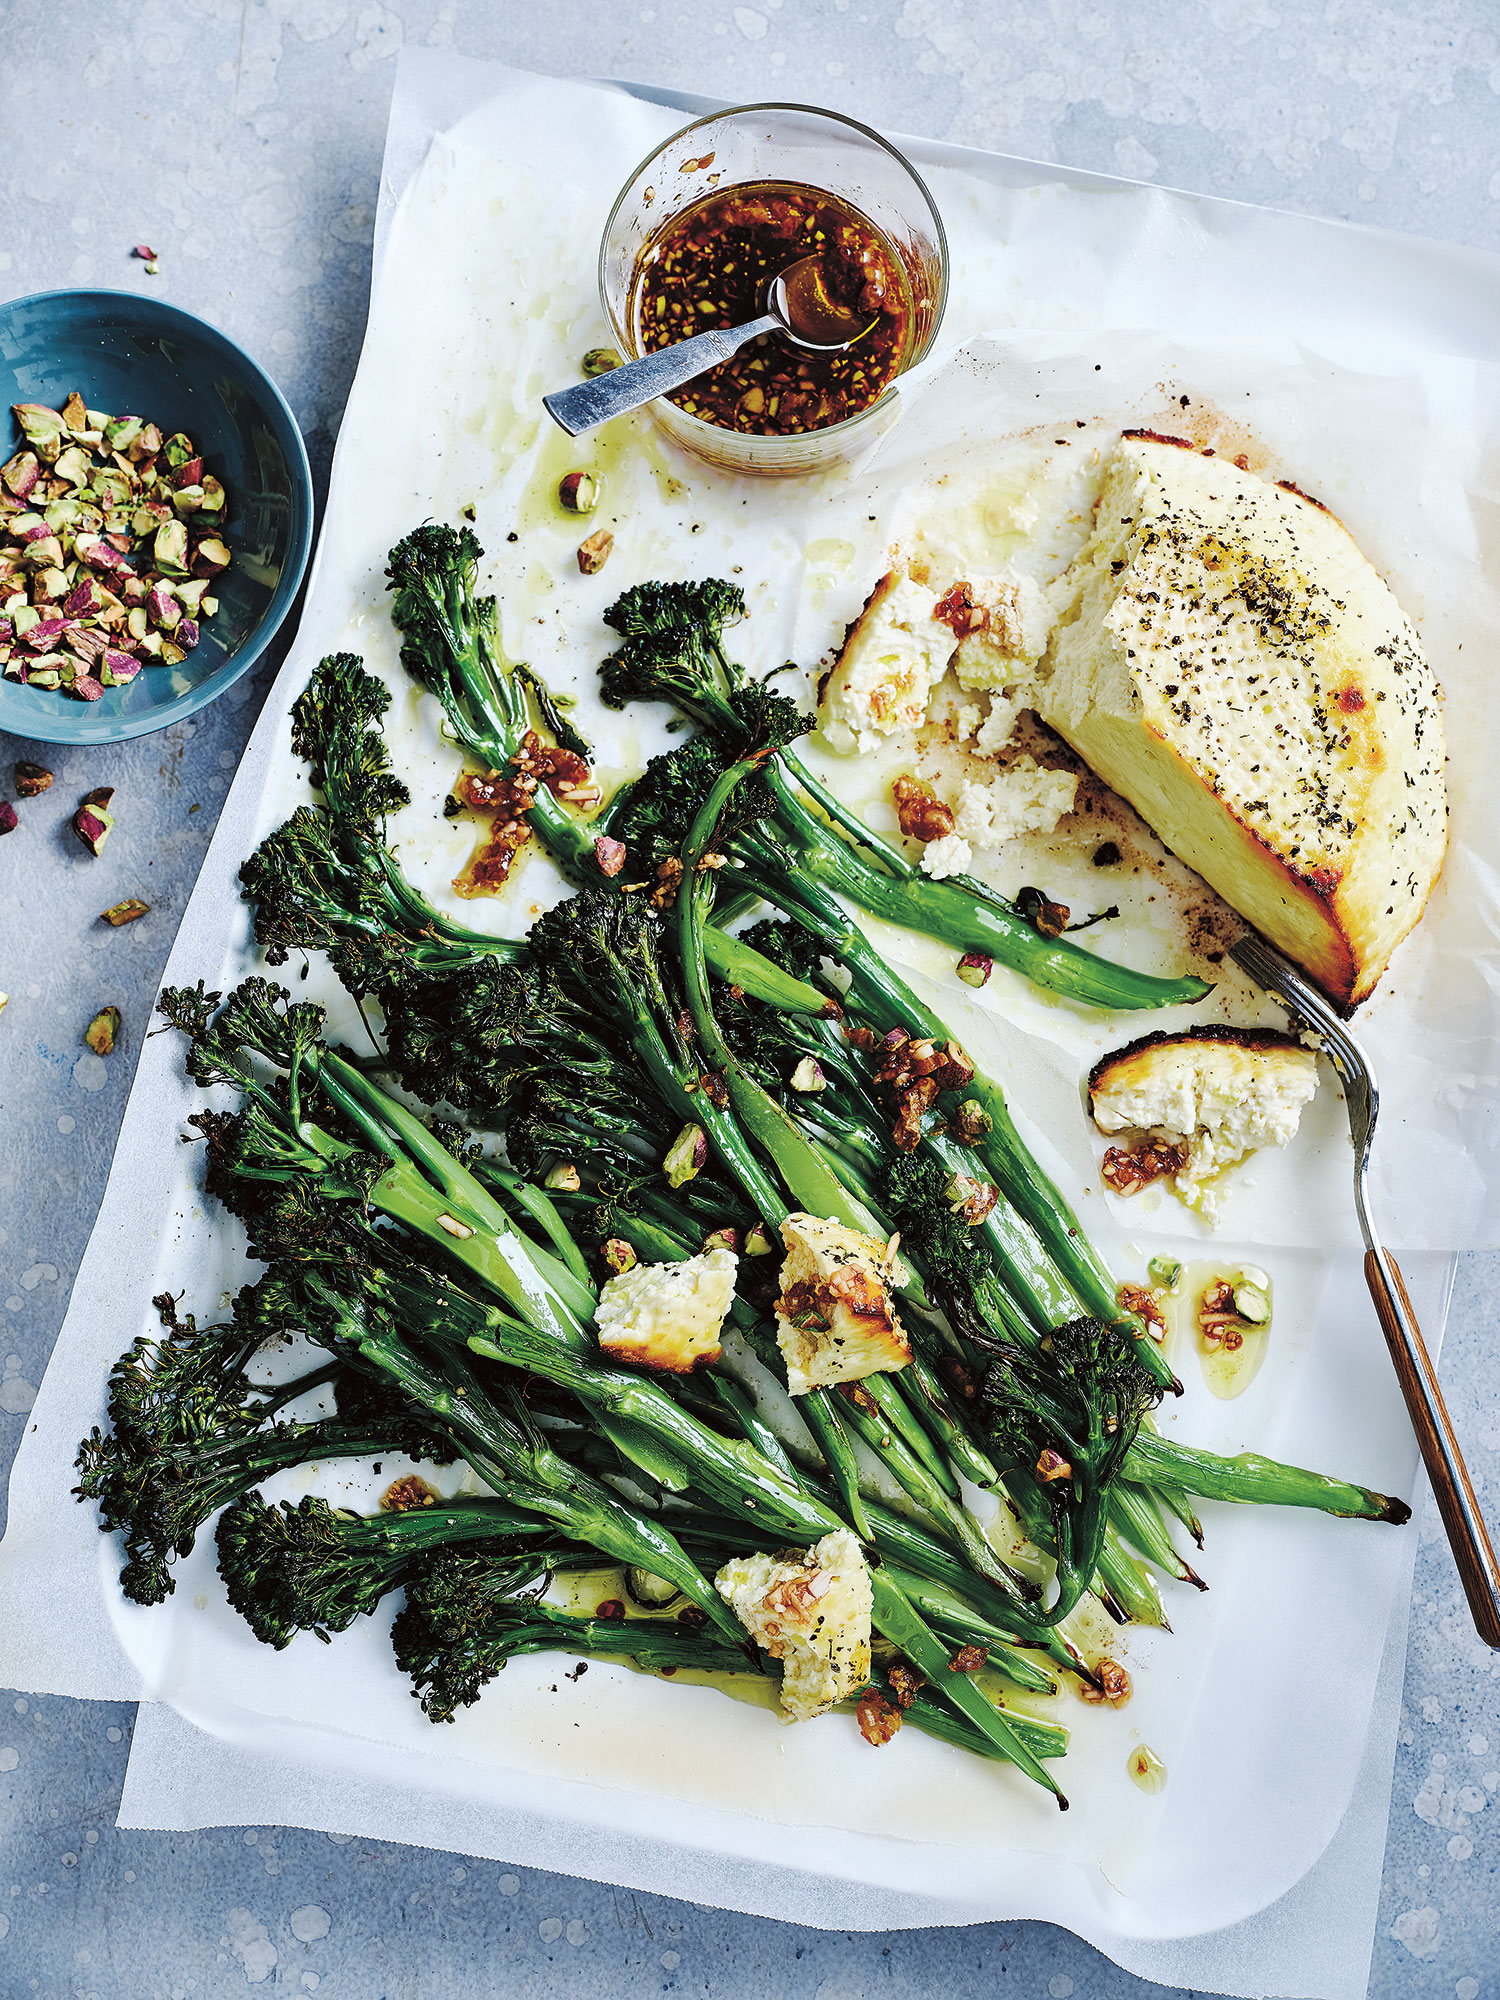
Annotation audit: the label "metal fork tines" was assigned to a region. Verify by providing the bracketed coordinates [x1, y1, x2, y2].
[1227, 932, 1378, 1218]
[1229, 927, 1500, 1648]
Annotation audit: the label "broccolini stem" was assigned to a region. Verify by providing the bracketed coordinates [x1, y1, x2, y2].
[462, 1326, 848, 1546]
[796, 1388, 874, 1542]
[309, 1048, 596, 1340]
[728, 844, 1179, 1391]
[858, 1373, 961, 1500]
[868, 1571, 1067, 1805]
[676, 757, 879, 1233]
[763, 761, 1209, 1015]
[1123, 1433, 1412, 1523]
[1109, 1481, 1206, 1591]
[831, 1383, 1031, 1602]
[878, 1566, 1058, 1695]
[355, 1325, 741, 1640]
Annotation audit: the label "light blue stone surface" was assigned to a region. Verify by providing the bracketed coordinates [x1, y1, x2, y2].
[3, 4, 1500, 1993]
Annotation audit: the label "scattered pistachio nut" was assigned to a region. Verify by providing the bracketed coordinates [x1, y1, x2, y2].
[954, 1098, 992, 1143]
[71, 786, 115, 856]
[745, 1222, 777, 1257]
[101, 898, 150, 926]
[593, 834, 627, 877]
[0, 800, 17, 835]
[1016, 884, 1070, 938]
[788, 1055, 826, 1094]
[544, 1162, 582, 1192]
[576, 529, 614, 575]
[558, 471, 600, 515]
[581, 348, 622, 377]
[663, 1121, 707, 1188]
[85, 1004, 121, 1056]
[1, 395, 227, 701]
[701, 1226, 740, 1255]
[13, 759, 52, 796]
[956, 952, 993, 988]
[601, 1237, 638, 1276]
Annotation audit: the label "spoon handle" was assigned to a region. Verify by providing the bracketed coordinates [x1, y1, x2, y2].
[543, 314, 780, 437]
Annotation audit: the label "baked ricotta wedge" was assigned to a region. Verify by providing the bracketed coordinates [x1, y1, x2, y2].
[1036, 433, 1446, 1008]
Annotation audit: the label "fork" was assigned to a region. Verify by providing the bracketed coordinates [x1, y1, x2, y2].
[1230, 929, 1500, 1648]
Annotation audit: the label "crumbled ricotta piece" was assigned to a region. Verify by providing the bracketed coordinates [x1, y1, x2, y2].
[774, 1213, 911, 1395]
[950, 758, 1079, 853]
[1089, 1028, 1319, 1224]
[820, 570, 957, 750]
[974, 695, 1022, 756]
[595, 1247, 738, 1373]
[952, 572, 1053, 691]
[954, 701, 982, 741]
[715, 1530, 873, 1721]
[919, 832, 973, 880]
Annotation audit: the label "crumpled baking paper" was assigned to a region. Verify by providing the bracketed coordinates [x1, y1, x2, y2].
[4, 48, 1499, 2000]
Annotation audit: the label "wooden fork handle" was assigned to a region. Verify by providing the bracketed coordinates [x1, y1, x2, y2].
[1365, 1249, 1500, 1648]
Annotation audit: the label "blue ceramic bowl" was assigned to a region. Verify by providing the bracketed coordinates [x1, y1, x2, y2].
[0, 288, 313, 746]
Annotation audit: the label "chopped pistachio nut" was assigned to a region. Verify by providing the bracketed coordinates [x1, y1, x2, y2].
[788, 1056, 826, 1094]
[576, 529, 614, 575]
[100, 898, 150, 926]
[0, 801, 17, 835]
[84, 1004, 121, 1055]
[581, 348, 622, 377]
[744, 1222, 777, 1257]
[601, 1237, 638, 1276]
[544, 1162, 582, 1192]
[558, 471, 600, 515]
[1232, 1280, 1271, 1324]
[71, 786, 115, 855]
[1, 395, 228, 701]
[956, 952, 993, 987]
[664, 1122, 708, 1188]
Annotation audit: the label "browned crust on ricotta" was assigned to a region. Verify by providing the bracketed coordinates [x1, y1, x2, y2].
[1139, 719, 1364, 1010]
[1120, 428, 1199, 453]
[818, 568, 899, 709]
[1087, 1022, 1308, 1104]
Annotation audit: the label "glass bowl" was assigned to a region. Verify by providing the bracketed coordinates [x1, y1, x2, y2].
[599, 103, 948, 477]
[0, 288, 313, 747]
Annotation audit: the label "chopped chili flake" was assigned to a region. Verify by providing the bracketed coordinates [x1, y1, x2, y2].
[1116, 1283, 1167, 1340]
[932, 581, 984, 638]
[892, 775, 955, 843]
[1077, 1659, 1132, 1707]
[856, 1689, 903, 1745]
[635, 180, 912, 435]
[1100, 1137, 1188, 1195]
[886, 1664, 925, 1709]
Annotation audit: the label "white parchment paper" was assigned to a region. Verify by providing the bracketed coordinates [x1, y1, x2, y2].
[5, 50, 1500, 1999]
